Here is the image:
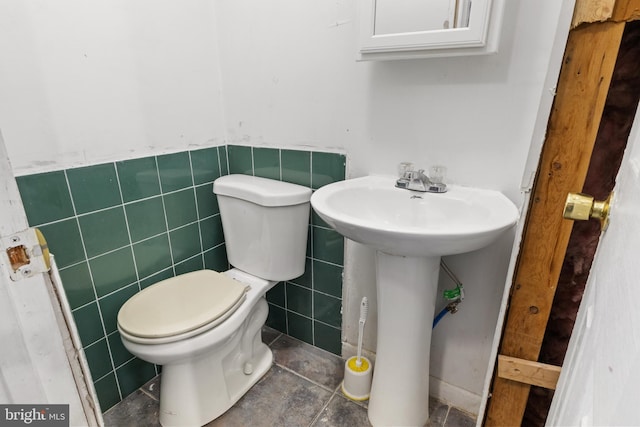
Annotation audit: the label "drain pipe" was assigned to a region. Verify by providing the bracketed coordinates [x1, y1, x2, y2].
[432, 260, 465, 329]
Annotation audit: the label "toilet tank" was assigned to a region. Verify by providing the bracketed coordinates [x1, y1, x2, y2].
[213, 174, 312, 281]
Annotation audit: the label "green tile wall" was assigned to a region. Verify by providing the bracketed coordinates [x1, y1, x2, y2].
[15, 146, 227, 412]
[226, 145, 346, 357]
[15, 143, 347, 411]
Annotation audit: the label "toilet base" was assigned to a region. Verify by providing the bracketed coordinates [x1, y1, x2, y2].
[157, 296, 272, 427]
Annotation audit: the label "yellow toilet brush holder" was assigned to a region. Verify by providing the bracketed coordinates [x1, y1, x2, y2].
[342, 356, 373, 401]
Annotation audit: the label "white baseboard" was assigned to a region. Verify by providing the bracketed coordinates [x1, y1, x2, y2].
[429, 376, 481, 416]
[342, 342, 481, 417]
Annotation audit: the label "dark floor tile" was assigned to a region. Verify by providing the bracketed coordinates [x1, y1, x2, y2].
[262, 326, 281, 346]
[103, 389, 160, 427]
[336, 386, 368, 409]
[206, 365, 332, 427]
[427, 397, 450, 427]
[140, 376, 161, 401]
[271, 335, 344, 391]
[444, 407, 476, 427]
[312, 394, 371, 427]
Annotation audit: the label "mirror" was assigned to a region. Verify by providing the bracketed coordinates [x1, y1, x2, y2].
[358, 0, 504, 60]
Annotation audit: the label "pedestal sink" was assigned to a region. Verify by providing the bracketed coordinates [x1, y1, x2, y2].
[310, 175, 518, 426]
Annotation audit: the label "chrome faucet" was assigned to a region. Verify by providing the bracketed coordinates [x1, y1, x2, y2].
[395, 165, 447, 193]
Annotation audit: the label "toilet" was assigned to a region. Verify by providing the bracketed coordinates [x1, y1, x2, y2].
[117, 174, 311, 427]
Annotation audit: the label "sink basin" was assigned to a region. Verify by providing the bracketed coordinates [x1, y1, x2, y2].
[310, 175, 519, 426]
[311, 175, 519, 257]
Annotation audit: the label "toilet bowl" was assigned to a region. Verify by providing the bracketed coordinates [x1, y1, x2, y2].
[117, 175, 311, 427]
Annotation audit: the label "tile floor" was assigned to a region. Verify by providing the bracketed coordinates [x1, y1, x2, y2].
[103, 327, 476, 427]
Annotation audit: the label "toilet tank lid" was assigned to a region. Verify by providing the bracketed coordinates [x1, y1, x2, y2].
[213, 174, 311, 207]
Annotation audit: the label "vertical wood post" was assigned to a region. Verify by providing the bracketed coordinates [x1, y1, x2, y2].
[484, 20, 625, 427]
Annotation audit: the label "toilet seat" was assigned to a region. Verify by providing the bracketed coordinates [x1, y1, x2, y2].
[118, 270, 248, 344]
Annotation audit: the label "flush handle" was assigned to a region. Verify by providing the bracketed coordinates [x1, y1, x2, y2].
[563, 192, 612, 229]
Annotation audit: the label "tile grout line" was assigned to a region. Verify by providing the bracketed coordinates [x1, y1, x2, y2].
[113, 163, 142, 291]
[63, 168, 124, 401]
[187, 151, 206, 270]
[154, 156, 177, 277]
[309, 152, 316, 347]
[271, 362, 338, 395]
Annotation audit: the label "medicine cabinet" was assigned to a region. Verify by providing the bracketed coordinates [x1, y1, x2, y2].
[358, 0, 505, 60]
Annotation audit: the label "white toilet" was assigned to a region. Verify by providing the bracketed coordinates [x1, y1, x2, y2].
[117, 174, 311, 427]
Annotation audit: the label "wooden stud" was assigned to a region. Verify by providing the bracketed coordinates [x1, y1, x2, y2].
[572, 0, 615, 28]
[497, 355, 562, 390]
[612, 0, 640, 20]
[484, 20, 625, 427]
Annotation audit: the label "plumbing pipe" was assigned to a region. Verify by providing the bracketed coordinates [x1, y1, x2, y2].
[432, 306, 450, 328]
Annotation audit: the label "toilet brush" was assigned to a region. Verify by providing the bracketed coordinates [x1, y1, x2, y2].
[355, 297, 368, 367]
[342, 297, 373, 401]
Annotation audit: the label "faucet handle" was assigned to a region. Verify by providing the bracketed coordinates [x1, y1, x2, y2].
[429, 166, 446, 184]
[398, 162, 414, 178]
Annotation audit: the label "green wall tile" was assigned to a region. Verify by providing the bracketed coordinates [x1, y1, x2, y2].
[99, 284, 139, 334]
[90, 247, 137, 297]
[253, 147, 280, 180]
[266, 304, 287, 333]
[39, 219, 85, 268]
[116, 156, 161, 203]
[313, 293, 342, 328]
[289, 258, 312, 289]
[73, 302, 104, 346]
[227, 145, 253, 175]
[67, 164, 121, 214]
[218, 146, 229, 176]
[313, 260, 343, 298]
[78, 207, 129, 258]
[157, 152, 193, 193]
[311, 152, 346, 190]
[203, 245, 228, 271]
[125, 196, 167, 242]
[199, 215, 224, 251]
[286, 311, 313, 345]
[175, 256, 204, 275]
[84, 338, 113, 379]
[266, 282, 285, 307]
[286, 283, 312, 317]
[16, 171, 74, 225]
[195, 184, 219, 219]
[164, 189, 197, 230]
[59, 262, 94, 309]
[133, 234, 172, 279]
[169, 223, 201, 264]
[94, 373, 120, 411]
[281, 150, 311, 187]
[139, 268, 174, 289]
[311, 210, 330, 228]
[190, 147, 221, 185]
[314, 322, 341, 356]
[313, 227, 344, 266]
[108, 332, 134, 367]
[19, 145, 347, 410]
[116, 358, 156, 397]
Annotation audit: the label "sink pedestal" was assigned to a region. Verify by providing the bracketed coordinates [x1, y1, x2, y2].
[368, 251, 441, 426]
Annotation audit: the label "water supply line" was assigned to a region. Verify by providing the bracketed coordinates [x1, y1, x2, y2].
[432, 260, 465, 329]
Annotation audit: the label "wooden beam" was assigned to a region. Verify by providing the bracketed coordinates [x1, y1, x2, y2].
[572, 0, 615, 28]
[612, 0, 640, 20]
[484, 21, 625, 427]
[572, 0, 640, 27]
[497, 355, 562, 390]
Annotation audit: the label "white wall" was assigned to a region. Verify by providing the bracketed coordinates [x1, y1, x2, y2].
[0, 0, 567, 415]
[213, 0, 565, 412]
[0, 0, 226, 175]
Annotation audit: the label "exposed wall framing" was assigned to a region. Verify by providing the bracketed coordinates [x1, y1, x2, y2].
[484, 0, 640, 425]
